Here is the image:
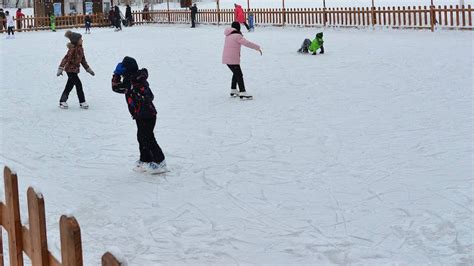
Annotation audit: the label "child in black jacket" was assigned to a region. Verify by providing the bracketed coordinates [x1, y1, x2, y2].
[112, 56, 167, 174]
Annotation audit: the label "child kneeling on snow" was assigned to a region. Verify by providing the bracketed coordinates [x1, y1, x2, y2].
[111, 56, 168, 174]
[298, 32, 324, 55]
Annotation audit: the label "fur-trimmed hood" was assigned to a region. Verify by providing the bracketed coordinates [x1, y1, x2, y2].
[64, 30, 82, 45]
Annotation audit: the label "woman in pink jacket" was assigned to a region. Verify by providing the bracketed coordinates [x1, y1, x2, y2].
[222, 22, 262, 100]
[234, 3, 250, 31]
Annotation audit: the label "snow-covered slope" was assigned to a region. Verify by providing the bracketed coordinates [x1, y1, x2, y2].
[0, 25, 472, 265]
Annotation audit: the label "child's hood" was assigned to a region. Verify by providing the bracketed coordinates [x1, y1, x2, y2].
[130, 68, 149, 83]
[66, 43, 81, 49]
[224, 28, 238, 36]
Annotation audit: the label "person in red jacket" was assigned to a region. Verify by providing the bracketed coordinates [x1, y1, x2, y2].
[234, 3, 250, 31]
[15, 8, 24, 30]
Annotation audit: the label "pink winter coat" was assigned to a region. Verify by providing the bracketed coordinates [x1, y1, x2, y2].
[222, 28, 260, 65]
[234, 5, 246, 23]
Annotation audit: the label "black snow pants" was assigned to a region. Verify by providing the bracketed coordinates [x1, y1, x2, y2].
[227, 65, 246, 92]
[191, 14, 196, 27]
[298, 39, 312, 53]
[60, 72, 85, 103]
[136, 117, 165, 164]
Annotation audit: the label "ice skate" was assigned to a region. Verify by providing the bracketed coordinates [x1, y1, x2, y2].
[133, 160, 146, 172]
[80, 102, 89, 109]
[146, 160, 169, 175]
[230, 89, 239, 97]
[239, 91, 253, 100]
[59, 102, 68, 109]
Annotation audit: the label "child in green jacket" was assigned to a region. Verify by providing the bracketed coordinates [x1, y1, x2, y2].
[49, 12, 56, 32]
[298, 32, 324, 55]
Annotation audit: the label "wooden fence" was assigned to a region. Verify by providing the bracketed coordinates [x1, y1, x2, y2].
[0, 166, 122, 266]
[0, 5, 472, 33]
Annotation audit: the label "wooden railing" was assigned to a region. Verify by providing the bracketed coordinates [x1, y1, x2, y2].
[133, 5, 473, 30]
[0, 5, 472, 33]
[0, 13, 110, 32]
[0, 166, 122, 266]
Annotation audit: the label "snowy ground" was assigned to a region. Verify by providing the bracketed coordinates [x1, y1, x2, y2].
[0, 25, 473, 265]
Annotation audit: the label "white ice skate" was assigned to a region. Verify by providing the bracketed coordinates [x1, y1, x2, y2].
[80, 102, 89, 109]
[239, 91, 253, 100]
[59, 102, 68, 109]
[230, 89, 239, 97]
[133, 160, 146, 172]
[146, 160, 168, 175]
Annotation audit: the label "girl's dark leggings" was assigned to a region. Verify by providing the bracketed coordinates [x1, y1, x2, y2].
[227, 65, 246, 92]
[60, 72, 85, 103]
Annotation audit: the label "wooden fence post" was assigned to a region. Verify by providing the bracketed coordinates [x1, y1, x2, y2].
[60, 215, 83, 266]
[371, 6, 376, 27]
[0, 227, 4, 266]
[4, 167, 24, 266]
[102, 252, 121, 266]
[430, 4, 436, 31]
[167, 0, 170, 23]
[323, 8, 327, 26]
[282, 0, 286, 25]
[217, 0, 220, 25]
[27, 187, 49, 266]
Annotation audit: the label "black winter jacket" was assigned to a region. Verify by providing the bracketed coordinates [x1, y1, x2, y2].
[112, 68, 157, 120]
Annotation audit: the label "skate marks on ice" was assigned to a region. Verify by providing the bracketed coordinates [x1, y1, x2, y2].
[0, 27, 472, 264]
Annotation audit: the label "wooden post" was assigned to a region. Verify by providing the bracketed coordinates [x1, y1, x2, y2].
[282, 0, 285, 25]
[322, 0, 327, 26]
[247, 0, 250, 12]
[167, 0, 170, 23]
[0, 227, 4, 266]
[60, 215, 83, 266]
[430, 3, 435, 31]
[469, 5, 472, 27]
[217, 0, 220, 25]
[102, 252, 121, 266]
[371, 0, 376, 26]
[4, 167, 24, 266]
[27, 187, 49, 266]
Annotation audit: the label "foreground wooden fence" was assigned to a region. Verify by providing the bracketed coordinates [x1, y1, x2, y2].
[0, 166, 122, 266]
[0, 4, 472, 33]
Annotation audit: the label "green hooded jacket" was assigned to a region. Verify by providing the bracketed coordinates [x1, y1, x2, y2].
[309, 33, 324, 53]
[50, 14, 56, 31]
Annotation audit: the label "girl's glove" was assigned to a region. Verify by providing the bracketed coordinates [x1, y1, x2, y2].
[86, 67, 95, 76]
[56, 67, 63, 76]
[114, 63, 126, 75]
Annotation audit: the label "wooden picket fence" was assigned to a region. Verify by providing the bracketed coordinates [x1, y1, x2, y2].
[0, 166, 122, 266]
[0, 4, 472, 33]
[133, 5, 472, 30]
[0, 13, 110, 32]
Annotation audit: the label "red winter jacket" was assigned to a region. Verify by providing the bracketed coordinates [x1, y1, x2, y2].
[16, 10, 24, 18]
[234, 5, 246, 23]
